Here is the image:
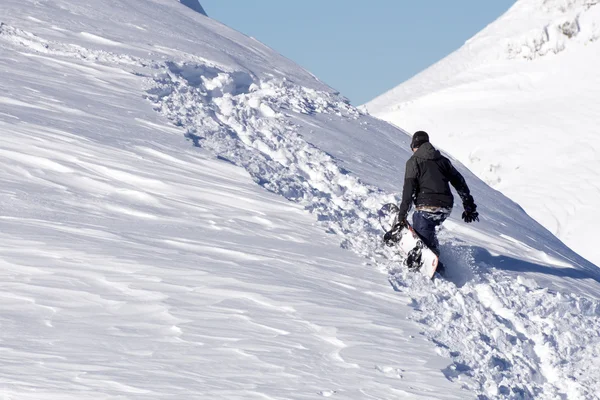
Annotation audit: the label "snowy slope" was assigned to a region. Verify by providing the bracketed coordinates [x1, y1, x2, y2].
[2, 0, 600, 399]
[366, 0, 600, 268]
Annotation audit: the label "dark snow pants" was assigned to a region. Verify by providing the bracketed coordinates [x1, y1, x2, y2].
[412, 209, 450, 255]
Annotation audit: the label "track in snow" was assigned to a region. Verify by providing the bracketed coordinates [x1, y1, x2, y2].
[147, 58, 600, 399]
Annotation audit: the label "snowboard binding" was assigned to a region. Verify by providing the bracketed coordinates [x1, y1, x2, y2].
[378, 203, 439, 279]
[405, 241, 423, 271]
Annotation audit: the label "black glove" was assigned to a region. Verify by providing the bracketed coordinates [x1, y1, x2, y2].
[383, 217, 407, 246]
[462, 202, 479, 223]
[383, 230, 396, 247]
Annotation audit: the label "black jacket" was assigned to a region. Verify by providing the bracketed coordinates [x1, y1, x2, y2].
[398, 142, 474, 219]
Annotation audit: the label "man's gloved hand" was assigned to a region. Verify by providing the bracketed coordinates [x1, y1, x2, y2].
[398, 217, 408, 228]
[383, 217, 408, 246]
[383, 230, 396, 247]
[462, 202, 480, 223]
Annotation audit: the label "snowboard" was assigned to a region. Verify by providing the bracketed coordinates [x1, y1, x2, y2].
[378, 203, 439, 279]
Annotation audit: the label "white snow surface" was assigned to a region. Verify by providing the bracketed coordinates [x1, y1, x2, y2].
[366, 0, 600, 268]
[2, 0, 600, 399]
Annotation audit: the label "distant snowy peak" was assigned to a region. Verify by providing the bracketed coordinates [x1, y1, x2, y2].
[179, 0, 207, 16]
[366, 0, 600, 111]
[498, 0, 600, 60]
[438, 0, 600, 62]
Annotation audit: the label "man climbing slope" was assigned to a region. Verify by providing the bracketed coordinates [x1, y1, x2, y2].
[387, 131, 479, 274]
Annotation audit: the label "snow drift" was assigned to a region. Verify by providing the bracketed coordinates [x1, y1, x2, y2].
[2, 0, 600, 398]
[366, 0, 600, 268]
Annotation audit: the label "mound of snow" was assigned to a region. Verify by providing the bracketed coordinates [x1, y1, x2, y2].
[2, 0, 600, 398]
[366, 0, 600, 267]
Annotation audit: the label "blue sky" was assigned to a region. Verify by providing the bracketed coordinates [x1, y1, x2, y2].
[199, 1, 516, 105]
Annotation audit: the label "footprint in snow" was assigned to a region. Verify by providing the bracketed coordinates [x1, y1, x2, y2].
[317, 390, 337, 397]
[375, 365, 404, 379]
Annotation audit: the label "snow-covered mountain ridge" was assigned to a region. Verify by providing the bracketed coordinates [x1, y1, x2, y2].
[2, 0, 600, 398]
[501, 0, 599, 60]
[180, 0, 207, 16]
[366, 0, 600, 268]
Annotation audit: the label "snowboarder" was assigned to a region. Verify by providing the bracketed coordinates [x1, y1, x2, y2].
[385, 131, 479, 274]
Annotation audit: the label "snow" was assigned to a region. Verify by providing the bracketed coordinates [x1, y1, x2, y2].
[2, 0, 600, 398]
[365, 0, 600, 269]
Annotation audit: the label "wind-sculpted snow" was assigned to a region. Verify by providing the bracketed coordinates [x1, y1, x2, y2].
[148, 57, 600, 398]
[2, 1, 600, 398]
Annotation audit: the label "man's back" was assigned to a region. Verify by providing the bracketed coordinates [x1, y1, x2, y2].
[408, 142, 455, 209]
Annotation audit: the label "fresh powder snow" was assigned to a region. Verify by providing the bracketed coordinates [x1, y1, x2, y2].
[1, 0, 600, 399]
[366, 0, 600, 269]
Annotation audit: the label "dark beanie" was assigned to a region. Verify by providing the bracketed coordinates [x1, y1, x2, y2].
[411, 131, 429, 149]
